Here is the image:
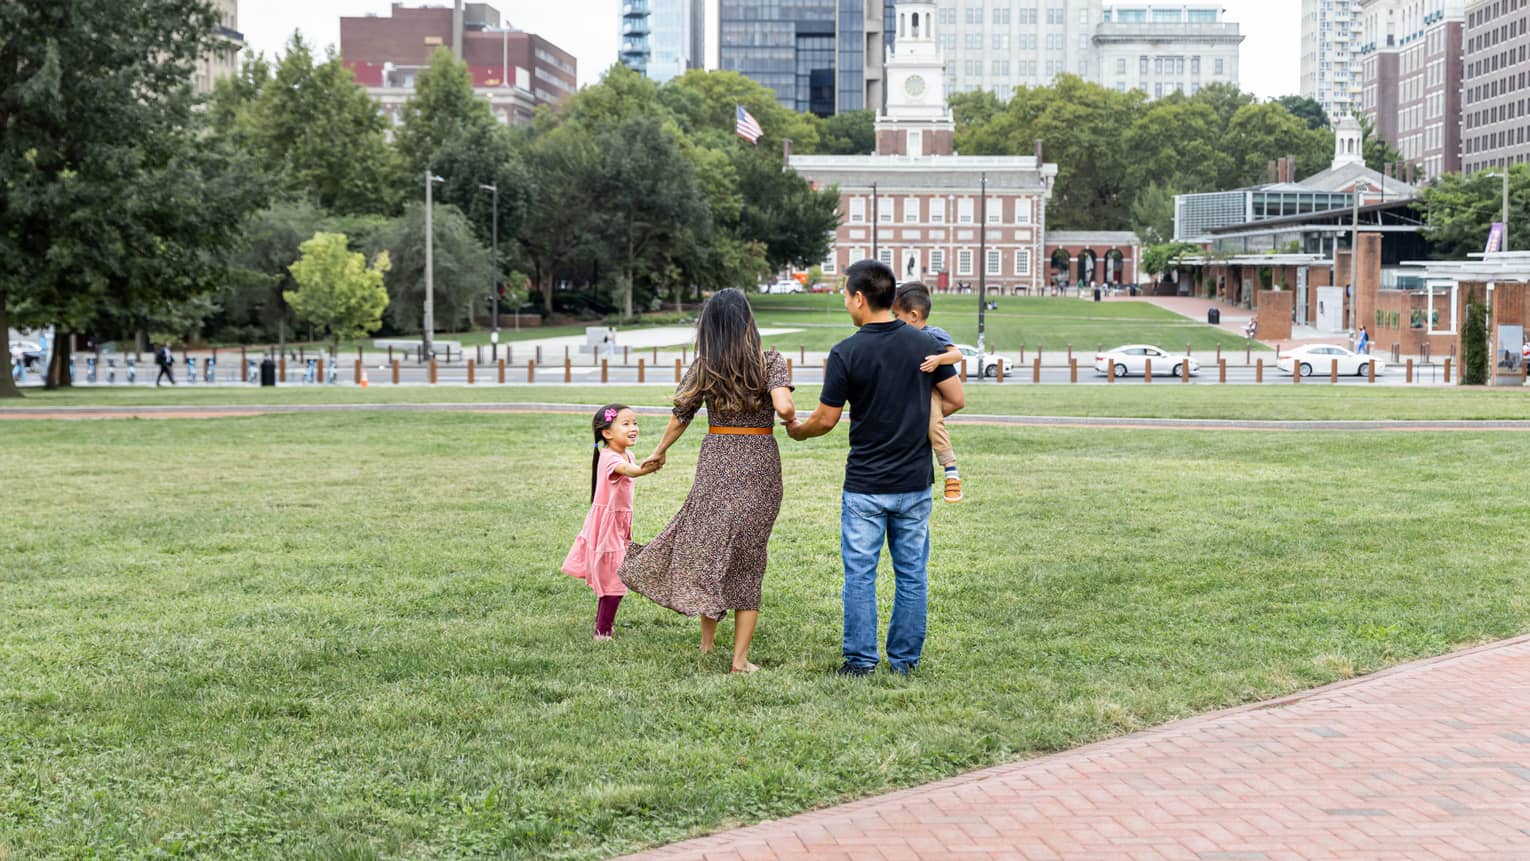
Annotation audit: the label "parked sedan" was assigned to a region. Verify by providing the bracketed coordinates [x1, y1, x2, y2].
[760, 280, 803, 294]
[1276, 344, 1386, 377]
[953, 344, 1006, 378]
[1094, 344, 1200, 378]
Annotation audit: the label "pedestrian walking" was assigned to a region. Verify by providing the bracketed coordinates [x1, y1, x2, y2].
[154, 343, 176, 386]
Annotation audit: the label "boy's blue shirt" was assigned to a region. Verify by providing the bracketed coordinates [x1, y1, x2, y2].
[922, 325, 955, 350]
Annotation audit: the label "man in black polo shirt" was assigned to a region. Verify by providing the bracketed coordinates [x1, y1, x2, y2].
[786, 260, 965, 676]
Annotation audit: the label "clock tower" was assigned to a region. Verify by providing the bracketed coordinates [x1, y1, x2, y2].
[876, 1, 954, 157]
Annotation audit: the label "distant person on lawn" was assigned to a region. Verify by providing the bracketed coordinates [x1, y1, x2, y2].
[619, 288, 797, 674]
[154, 342, 176, 386]
[786, 260, 965, 677]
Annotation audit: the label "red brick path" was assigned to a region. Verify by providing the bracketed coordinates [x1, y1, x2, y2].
[623, 635, 1530, 860]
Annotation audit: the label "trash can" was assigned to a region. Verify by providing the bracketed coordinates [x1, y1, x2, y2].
[1207, 307, 1221, 325]
[260, 358, 277, 387]
[1092, 287, 1102, 302]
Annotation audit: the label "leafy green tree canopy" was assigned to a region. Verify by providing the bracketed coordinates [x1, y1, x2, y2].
[285, 232, 391, 354]
[394, 47, 498, 181]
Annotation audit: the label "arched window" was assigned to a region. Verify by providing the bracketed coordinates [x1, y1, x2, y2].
[912, 12, 920, 38]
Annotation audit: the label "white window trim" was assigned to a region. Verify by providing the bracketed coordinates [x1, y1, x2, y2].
[957, 248, 973, 276]
[986, 249, 1001, 276]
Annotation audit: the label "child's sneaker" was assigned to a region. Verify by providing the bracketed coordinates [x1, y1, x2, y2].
[943, 476, 963, 503]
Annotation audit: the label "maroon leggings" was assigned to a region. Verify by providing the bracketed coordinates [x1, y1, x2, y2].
[595, 595, 623, 636]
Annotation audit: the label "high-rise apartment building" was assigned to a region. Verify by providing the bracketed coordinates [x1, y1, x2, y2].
[718, 0, 885, 116]
[341, 3, 576, 128]
[1302, 0, 1363, 122]
[1094, 5, 1242, 98]
[937, 0, 1101, 100]
[1461, 0, 1530, 172]
[195, 0, 243, 94]
[1356, 0, 1462, 180]
[621, 0, 704, 83]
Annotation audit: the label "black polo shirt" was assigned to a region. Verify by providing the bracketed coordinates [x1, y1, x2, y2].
[820, 319, 958, 494]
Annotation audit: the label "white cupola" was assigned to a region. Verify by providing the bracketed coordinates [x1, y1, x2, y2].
[1333, 114, 1365, 170]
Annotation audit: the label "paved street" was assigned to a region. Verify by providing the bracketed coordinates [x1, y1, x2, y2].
[622, 635, 1530, 861]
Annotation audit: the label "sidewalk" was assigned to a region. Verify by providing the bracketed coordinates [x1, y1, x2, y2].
[622, 635, 1530, 860]
[1138, 296, 1355, 351]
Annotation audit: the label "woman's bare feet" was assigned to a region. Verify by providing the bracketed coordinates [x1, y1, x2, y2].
[730, 662, 760, 674]
[699, 615, 719, 654]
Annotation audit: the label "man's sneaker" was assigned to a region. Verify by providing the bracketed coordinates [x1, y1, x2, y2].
[943, 476, 963, 503]
[835, 663, 873, 678]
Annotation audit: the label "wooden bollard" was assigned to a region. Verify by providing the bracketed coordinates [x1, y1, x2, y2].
[652, 346, 658, 363]
[354, 359, 362, 384]
[1293, 356, 1300, 384]
[1019, 344, 1025, 363]
[1181, 358, 1190, 383]
[316, 357, 324, 384]
[638, 358, 645, 383]
[1107, 360, 1116, 383]
[1368, 359, 1376, 384]
[960, 360, 967, 382]
[279, 356, 286, 383]
[1330, 358, 1338, 384]
[623, 346, 629, 364]
[498, 359, 506, 384]
[1186, 342, 1192, 356]
[800, 345, 805, 364]
[997, 358, 1005, 383]
[1406, 358, 1414, 383]
[476, 345, 483, 364]
[601, 359, 608, 384]
[1032, 356, 1041, 384]
[1219, 358, 1227, 383]
[527, 359, 535, 383]
[564, 357, 572, 384]
[429, 359, 437, 385]
[1069, 358, 1077, 383]
[467, 359, 476, 385]
[1256, 358, 1264, 383]
[786, 358, 794, 385]
[392, 359, 400, 385]
[1144, 358, 1152, 384]
[1444, 357, 1452, 383]
[1245, 346, 1251, 364]
[536, 345, 542, 364]
[674, 358, 681, 383]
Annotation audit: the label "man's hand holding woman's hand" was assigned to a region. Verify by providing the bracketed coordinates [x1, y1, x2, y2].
[783, 418, 806, 441]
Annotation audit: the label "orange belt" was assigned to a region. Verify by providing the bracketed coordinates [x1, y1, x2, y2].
[708, 425, 772, 435]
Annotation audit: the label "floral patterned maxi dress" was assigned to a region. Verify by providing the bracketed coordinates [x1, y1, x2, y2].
[618, 350, 791, 618]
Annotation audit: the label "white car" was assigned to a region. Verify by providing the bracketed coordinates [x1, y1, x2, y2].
[1276, 344, 1386, 377]
[953, 344, 1006, 378]
[761, 280, 803, 294]
[1094, 344, 1200, 378]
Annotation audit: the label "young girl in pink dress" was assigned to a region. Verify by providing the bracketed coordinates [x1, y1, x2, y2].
[562, 404, 661, 639]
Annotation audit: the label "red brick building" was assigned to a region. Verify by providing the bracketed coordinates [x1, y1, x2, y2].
[340, 3, 576, 128]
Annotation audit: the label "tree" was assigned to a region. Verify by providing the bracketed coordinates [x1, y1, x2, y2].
[1357, 113, 1406, 176]
[1275, 95, 1330, 131]
[662, 69, 821, 153]
[285, 233, 391, 355]
[433, 122, 532, 269]
[0, 0, 265, 395]
[393, 47, 497, 182]
[1222, 102, 1331, 187]
[233, 34, 400, 215]
[1141, 242, 1202, 283]
[369, 203, 492, 335]
[729, 148, 839, 271]
[209, 200, 331, 344]
[1122, 97, 1228, 194]
[1462, 302, 1488, 385]
[1421, 164, 1530, 259]
[1130, 182, 1177, 246]
[815, 110, 876, 155]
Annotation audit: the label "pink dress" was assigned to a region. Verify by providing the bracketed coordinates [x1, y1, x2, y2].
[561, 448, 633, 597]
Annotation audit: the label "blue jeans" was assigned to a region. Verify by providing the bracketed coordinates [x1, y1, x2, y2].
[841, 490, 932, 672]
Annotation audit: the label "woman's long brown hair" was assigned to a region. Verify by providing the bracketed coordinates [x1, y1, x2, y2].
[674, 288, 767, 416]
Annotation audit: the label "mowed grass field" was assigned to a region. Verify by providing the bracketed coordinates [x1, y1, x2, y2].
[14, 383, 1530, 422]
[4, 408, 1530, 858]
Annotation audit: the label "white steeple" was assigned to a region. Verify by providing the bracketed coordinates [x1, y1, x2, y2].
[1333, 114, 1365, 170]
[876, 1, 953, 156]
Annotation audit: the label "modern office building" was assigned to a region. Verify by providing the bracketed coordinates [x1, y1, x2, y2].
[791, 3, 1063, 292]
[718, 0, 885, 116]
[341, 3, 576, 128]
[195, 0, 244, 94]
[1461, 0, 1530, 172]
[1302, 0, 1363, 122]
[1094, 4, 1243, 98]
[936, 0, 1102, 100]
[621, 0, 704, 82]
[1356, 0, 1463, 180]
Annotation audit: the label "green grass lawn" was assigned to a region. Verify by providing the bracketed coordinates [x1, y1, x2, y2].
[3, 412, 1530, 858]
[12, 383, 1530, 422]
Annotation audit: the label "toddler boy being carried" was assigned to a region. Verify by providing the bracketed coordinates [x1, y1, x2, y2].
[892, 283, 963, 503]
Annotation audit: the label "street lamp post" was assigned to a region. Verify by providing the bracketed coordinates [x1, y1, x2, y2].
[977, 173, 988, 365]
[871, 182, 880, 261]
[1486, 170, 1510, 251]
[479, 182, 500, 358]
[424, 172, 445, 359]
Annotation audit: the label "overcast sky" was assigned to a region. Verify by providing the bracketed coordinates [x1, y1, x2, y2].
[241, 0, 1300, 100]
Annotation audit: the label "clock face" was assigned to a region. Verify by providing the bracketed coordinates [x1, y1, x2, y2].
[905, 75, 926, 97]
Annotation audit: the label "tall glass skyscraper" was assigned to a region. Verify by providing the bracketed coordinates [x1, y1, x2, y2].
[719, 0, 885, 117]
[621, 0, 704, 83]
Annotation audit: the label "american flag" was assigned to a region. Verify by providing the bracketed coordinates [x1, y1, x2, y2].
[735, 104, 763, 144]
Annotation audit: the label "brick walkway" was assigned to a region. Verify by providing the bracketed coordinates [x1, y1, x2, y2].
[622, 635, 1530, 860]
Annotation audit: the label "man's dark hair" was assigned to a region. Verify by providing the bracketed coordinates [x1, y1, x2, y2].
[845, 259, 897, 310]
[893, 282, 932, 319]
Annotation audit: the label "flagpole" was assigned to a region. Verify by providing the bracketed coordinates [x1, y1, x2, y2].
[872, 182, 879, 262]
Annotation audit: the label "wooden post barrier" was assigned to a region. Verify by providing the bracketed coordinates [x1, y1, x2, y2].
[528, 360, 535, 383]
[564, 358, 572, 384]
[1246, 345, 1251, 364]
[429, 359, 438, 385]
[354, 360, 362, 385]
[653, 346, 658, 364]
[1293, 357, 1300, 384]
[1107, 359, 1116, 383]
[1032, 356, 1041, 384]
[1406, 358, 1413, 383]
[1069, 358, 1077, 383]
[1186, 342, 1192, 356]
[1144, 358, 1152, 384]
[996, 359, 1005, 383]
[536, 345, 543, 364]
[1444, 357, 1452, 384]
[623, 346, 629, 364]
[1019, 344, 1025, 363]
[1368, 360, 1376, 384]
[674, 358, 681, 383]
[392, 359, 400, 385]
[1256, 358, 1263, 383]
[1219, 358, 1227, 383]
[786, 358, 794, 385]
[467, 359, 476, 385]
[1330, 358, 1338, 384]
[960, 360, 967, 382]
[498, 359, 506, 384]
[476, 345, 483, 365]
[1181, 358, 1190, 383]
[279, 356, 286, 383]
[638, 358, 645, 383]
[601, 359, 608, 384]
[316, 357, 324, 384]
[800, 345, 806, 364]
